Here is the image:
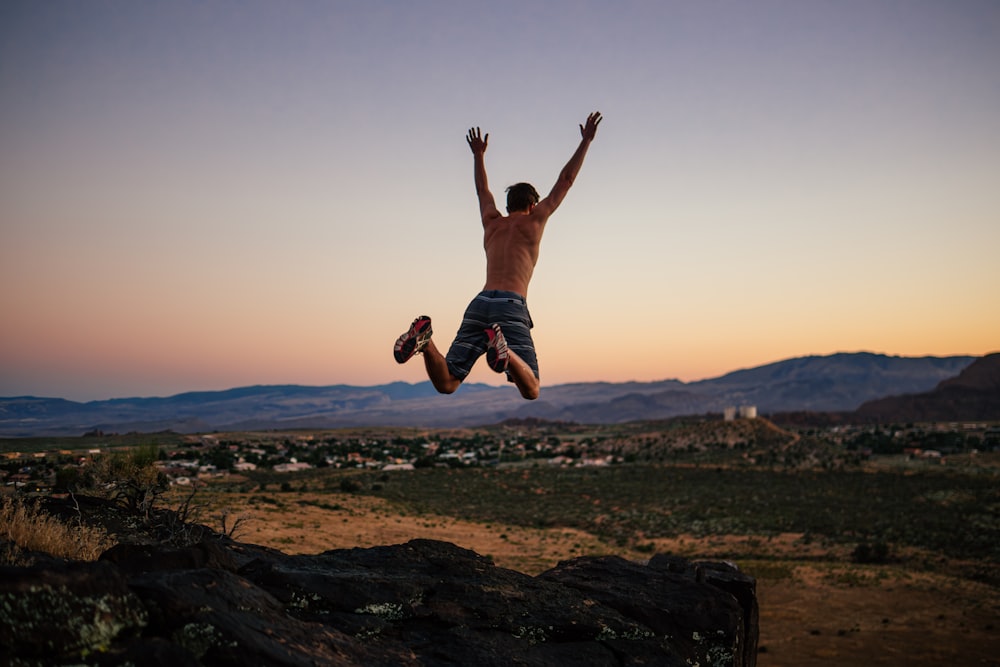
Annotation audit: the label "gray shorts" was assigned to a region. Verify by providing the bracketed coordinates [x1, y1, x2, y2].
[445, 290, 538, 382]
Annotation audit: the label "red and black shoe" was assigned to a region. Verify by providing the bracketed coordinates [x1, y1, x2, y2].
[484, 323, 510, 373]
[394, 316, 433, 364]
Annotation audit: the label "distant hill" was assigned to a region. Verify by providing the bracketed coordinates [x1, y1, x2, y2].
[0, 352, 979, 437]
[855, 352, 1000, 422]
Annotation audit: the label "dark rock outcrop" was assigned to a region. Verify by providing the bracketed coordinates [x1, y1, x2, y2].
[1, 537, 758, 666]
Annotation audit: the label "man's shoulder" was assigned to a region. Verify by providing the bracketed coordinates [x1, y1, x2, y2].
[481, 210, 506, 226]
[524, 209, 552, 226]
[483, 213, 548, 230]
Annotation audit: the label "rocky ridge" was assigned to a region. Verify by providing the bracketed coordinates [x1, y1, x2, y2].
[1, 530, 757, 666]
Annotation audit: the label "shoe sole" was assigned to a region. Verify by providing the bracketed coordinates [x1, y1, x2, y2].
[485, 325, 509, 373]
[394, 317, 431, 364]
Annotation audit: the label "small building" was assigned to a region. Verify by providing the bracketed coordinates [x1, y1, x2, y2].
[724, 405, 757, 421]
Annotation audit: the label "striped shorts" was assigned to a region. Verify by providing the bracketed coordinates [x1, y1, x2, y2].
[445, 290, 538, 381]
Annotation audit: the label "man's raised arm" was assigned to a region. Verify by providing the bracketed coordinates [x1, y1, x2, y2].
[467, 127, 500, 222]
[536, 111, 602, 217]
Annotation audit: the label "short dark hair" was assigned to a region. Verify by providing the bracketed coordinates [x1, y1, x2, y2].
[505, 182, 539, 213]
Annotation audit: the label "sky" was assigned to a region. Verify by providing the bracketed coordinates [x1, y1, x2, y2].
[1, 1, 998, 402]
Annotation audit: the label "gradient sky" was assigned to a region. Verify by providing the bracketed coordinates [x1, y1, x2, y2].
[2, 1, 998, 401]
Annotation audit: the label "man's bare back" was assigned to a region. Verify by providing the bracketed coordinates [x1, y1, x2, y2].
[393, 112, 601, 400]
[482, 212, 544, 297]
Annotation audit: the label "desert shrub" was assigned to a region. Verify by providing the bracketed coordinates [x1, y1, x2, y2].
[82, 445, 169, 521]
[852, 541, 891, 564]
[154, 487, 211, 546]
[157, 487, 255, 546]
[218, 508, 253, 540]
[339, 478, 362, 493]
[53, 466, 82, 492]
[0, 495, 113, 564]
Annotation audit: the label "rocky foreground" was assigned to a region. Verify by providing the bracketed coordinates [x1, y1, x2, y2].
[1, 533, 758, 666]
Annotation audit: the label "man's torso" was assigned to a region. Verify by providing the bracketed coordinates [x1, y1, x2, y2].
[481, 213, 546, 297]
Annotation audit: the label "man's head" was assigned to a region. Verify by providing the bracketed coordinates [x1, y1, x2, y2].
[505, 183, 539, 213]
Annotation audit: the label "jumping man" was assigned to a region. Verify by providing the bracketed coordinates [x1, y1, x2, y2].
[393, 111, 602, 400]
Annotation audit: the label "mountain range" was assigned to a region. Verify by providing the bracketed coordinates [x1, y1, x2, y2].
[856, 352, 1000, 422]
[2, 352, 992, 437]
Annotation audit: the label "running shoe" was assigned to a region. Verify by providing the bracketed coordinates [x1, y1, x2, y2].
[394, 316, 432, 364]
[484, 323, 510, 373]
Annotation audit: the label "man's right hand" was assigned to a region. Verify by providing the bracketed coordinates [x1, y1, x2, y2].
[579, 112, 602, 141]
[467, 127, 489, 154]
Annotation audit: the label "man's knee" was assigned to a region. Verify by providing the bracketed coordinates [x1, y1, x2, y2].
[517, 381, 540, 401]
[431, 374, 462, 395]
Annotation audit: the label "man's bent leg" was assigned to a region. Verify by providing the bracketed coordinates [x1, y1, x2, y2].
[506, 349, 540, 400]
[484, 322, 539, 401]
[422, 339, 462, 394]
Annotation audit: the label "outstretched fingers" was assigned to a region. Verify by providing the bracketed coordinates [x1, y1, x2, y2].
[467, 126, 488, 152]
[580, 111, 602, 140]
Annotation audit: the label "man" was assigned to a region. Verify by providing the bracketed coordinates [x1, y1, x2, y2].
[394, 111, 602, 400]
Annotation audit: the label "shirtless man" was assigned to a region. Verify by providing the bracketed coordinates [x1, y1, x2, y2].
[394, 111, 602, 400]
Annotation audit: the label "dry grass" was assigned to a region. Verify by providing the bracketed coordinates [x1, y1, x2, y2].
[0, 495, 113, 564]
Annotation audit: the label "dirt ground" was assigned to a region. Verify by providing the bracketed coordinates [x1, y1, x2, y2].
[192, 490, 1000, 667]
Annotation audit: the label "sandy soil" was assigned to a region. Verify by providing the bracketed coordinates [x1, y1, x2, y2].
[191, 490, 1000, 666]
[223, 491, 608, 574]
